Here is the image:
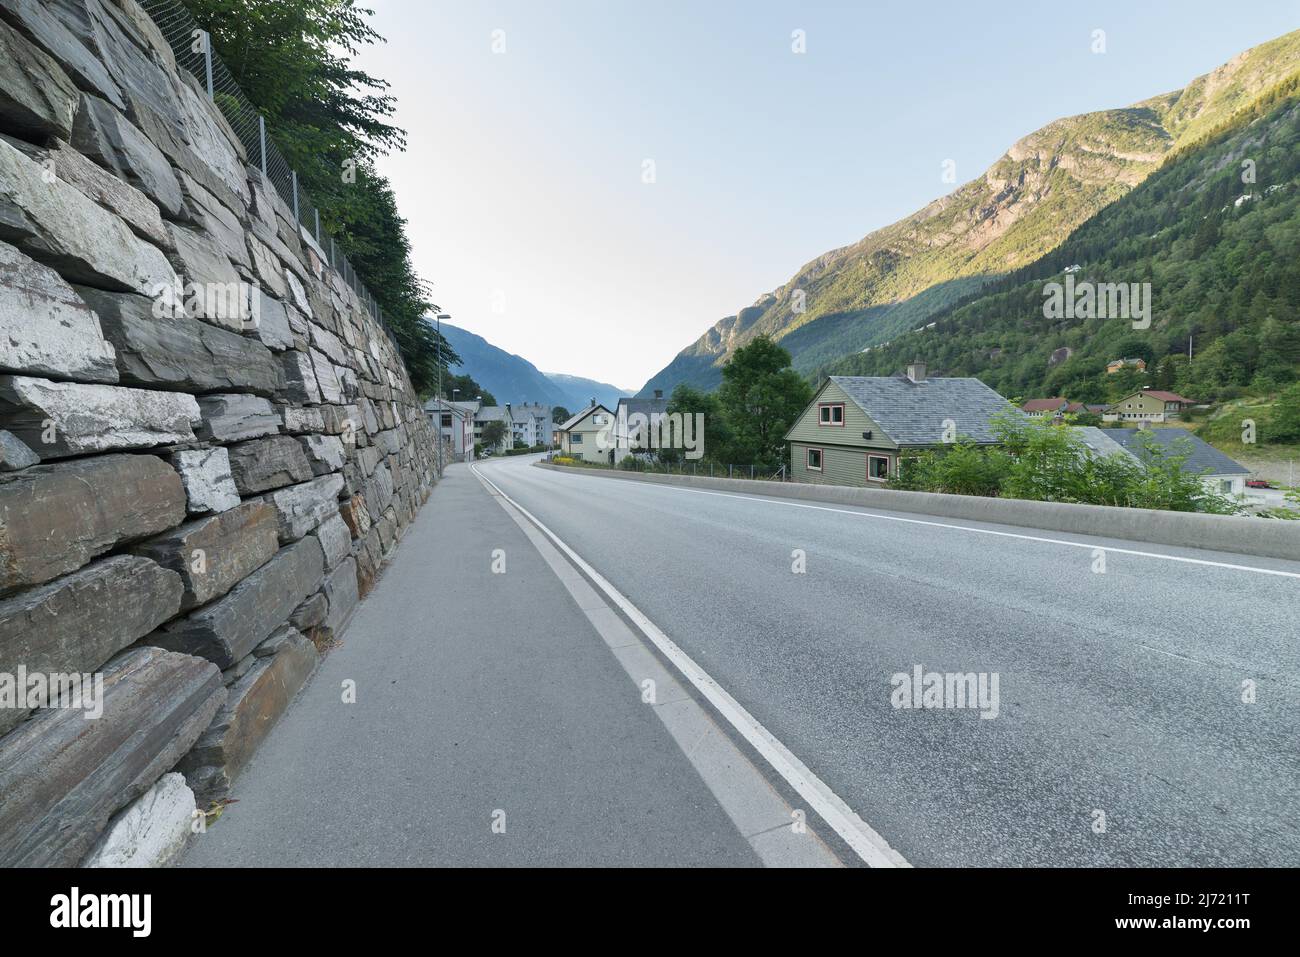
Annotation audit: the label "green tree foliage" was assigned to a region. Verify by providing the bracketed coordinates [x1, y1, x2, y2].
[441, 372, 495, 407]
[662, 384, 730, 465]
[1269, 382, 1300, 442]
[889, 416, 1239, 513]
[551, 406, 571, 424]
[183, 0, 454, 391]
[480, 420, 507, 449]
[714, 337, 812, 468]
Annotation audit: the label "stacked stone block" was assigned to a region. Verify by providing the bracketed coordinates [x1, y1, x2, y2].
[0, 0, 437, 866]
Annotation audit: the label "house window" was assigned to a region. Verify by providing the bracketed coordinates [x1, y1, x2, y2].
[571, 433, 583, 445]
[440, 413, 452, 428]
[806, 448, 823, 471]
[818, 403, 845, 426]
[868, 454, 890, 481]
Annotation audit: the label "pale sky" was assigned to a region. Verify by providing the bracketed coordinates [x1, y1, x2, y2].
[354, 0, 1300, 390]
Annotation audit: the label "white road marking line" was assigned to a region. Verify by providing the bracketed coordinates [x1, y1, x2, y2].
[538, 468, 1300, 581]
[479, 469, 840, 867]
[473, 464, 910, 868]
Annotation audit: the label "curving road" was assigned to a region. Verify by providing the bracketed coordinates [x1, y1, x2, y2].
[479, 454, 1300, 867]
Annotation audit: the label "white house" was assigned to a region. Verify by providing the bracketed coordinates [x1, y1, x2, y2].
[1110, 428, 1249, 497]
[556, 402, 614, 464]
[424, 397, 478, 462]
[514, 403, 554, 448]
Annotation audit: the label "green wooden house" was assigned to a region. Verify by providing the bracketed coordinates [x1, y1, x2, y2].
[784, 364, 1019, 486]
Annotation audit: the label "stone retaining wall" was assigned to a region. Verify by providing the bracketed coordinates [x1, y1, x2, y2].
[0, 0, 437, 866]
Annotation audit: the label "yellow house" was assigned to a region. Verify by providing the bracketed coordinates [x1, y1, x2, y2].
[1103, 389, 1195, 423]
[556, 403, 614, 464]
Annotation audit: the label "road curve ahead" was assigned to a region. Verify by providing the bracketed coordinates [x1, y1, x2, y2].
[479, 455, 1300, 867]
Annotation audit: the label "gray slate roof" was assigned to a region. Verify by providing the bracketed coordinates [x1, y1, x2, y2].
[829, 375, 1020, 446]
[1110, 428, 1249, 476]
[557, 404, 609, 431]
[617, 396, 669, 419]
[1072, 427, 1139, 461]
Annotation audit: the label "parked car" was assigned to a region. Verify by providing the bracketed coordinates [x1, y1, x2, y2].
[1246, 479, 1273, 489]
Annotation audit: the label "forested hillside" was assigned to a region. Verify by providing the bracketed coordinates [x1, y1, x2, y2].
[820, 84, 1300, 409]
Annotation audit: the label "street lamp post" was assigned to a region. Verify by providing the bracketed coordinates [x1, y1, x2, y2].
[435, 312, 450, 477]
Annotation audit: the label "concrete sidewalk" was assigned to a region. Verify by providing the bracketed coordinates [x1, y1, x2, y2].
[182, 463, 762, 866]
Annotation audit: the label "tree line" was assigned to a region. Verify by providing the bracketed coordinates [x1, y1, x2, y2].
[183, 0, 455, 393]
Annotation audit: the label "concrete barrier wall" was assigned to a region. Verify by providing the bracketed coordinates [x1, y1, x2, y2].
[536, 463, 1300, 562]
[0, 0, 438, 865]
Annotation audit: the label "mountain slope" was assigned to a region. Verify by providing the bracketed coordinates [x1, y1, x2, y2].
[639, 30, 1300, 396]
[436, 322, 627, 408]
[438, 323, 569, 406]
[819, 84, 1300, 406]
[544, 373, 631, 410]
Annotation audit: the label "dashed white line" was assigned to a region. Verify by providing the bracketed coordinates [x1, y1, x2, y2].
[473, 464, 910, 868]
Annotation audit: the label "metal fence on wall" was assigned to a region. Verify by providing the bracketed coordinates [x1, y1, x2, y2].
[138, 0, 400, 348]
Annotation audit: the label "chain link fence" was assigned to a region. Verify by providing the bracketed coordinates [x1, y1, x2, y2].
[138, 0, 400, 347]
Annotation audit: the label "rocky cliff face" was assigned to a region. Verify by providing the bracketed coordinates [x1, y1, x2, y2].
[640, 30, 1300, 395]
[0, 0, 438, 865]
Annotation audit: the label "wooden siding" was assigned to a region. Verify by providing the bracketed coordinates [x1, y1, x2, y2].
[790, 442, 897, 487]
[785, 380, 897, 451]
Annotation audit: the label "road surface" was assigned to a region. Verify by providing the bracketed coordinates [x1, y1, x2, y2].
[477, 454, 1300, 867]
[186, 453, 1299, 867]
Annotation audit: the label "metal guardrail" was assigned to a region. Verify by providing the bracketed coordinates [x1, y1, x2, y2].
[138, 0, 401, 349]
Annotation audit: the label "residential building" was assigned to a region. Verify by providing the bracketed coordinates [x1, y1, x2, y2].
[424, 398, 478, 462]
[514, 403, 554, 448]
[1021, 397, 1070, 420]
[612, 390, 669, 460]
[785, 363, 1019, 486]
[1110, 428, 1249, 496]
[1106, 357, 1147, 374]
[1071, 426, 1139, 462]
[474, 404, 512, 452]
[1067, 401, 1109, 417]
[1103, 389, 1196, 423]
[556, 402, 614, 464]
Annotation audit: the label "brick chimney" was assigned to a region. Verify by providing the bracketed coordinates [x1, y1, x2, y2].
[906, 362, 927, 383]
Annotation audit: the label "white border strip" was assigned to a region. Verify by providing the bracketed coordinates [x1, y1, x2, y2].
[473, 465, 910, 868]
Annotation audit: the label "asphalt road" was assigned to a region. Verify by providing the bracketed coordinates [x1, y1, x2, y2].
[480, 454, 1300, 867]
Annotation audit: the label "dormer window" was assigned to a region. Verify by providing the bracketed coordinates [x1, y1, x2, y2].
[818, 403, 845, 426]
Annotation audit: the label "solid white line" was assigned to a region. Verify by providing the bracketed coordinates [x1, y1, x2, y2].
[540, 469, 1300, 581]
[473, 464, 910, 868]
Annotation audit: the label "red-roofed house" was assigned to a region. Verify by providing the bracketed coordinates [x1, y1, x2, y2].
[1103, 389, 1196, 423]
[1021, 397, 1070, 419]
